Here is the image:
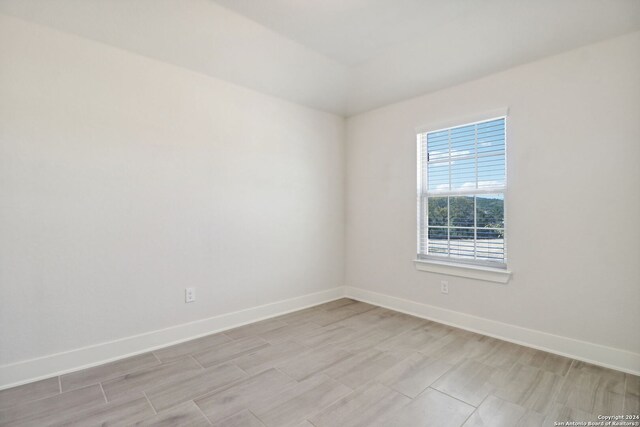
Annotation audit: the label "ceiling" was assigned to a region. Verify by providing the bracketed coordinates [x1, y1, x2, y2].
[211, 0, 474, 66]
[1, 0, 639, 116]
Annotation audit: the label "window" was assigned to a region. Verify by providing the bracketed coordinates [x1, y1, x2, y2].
[417, 116, 506, 268]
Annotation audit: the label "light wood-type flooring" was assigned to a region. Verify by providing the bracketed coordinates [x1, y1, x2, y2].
[1, 298, 638, 426]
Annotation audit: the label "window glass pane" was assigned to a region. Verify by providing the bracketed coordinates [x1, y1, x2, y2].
[477, 118, 504, 132]
[427, 241, 448, 256]
[476, 227, 504, 240]
[450, 158, 475, 190]
[476, 194, 504, 228]
[450, 125, 475, 158]
[449, 196, 474, 227]
[427, 130, 449, 161]
[428, 162, 449, 191]
[427, 227, 448, 256]
[476, 228, 504, 261]
[420, 117, 506, 264]
[428, 227, 448, 239]
[477, 155, 505, 189]
[449, 228, 475, 259]
[477, 119, 505, 154]
[427, 197, 448, 226]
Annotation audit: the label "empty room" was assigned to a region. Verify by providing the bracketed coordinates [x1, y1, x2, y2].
[0, 0, 639, 426]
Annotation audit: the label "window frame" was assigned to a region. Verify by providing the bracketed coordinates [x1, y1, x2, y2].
[416, 110, 509, 270]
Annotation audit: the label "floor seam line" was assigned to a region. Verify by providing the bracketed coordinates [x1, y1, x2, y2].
[622, 373, 627, 414]
[427, 386, 478, 408]
[98, 383, 108, 403]
[142, 391, 157, 415]
[193, 400, 214, 425]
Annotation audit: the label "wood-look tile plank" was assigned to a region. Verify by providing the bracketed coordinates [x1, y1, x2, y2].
[274, 306, 325, 325]
[333, 327, 396, 353]
[492, 363, 564, 413]
[145, 363, 247, 412]
[252, 374, 352, 427]
[418, 332, 460, 356]
[374, 312, 428, 334]
[234, 340, 307, 375]
[193, 336, 270, 368]
[323, 348, 407, 389]
[195, 368, 295, 424]
[60, 353, 160, 392]
[462, 395, 545, 427]
[448, 329, 486, 340]
[333, 307, 398, 330]
[294, 324, 357, 348]
[365, 306, 404, 319]
[376, 327, 438, 352]
[225, 318, 288, 340]
[316, 298, 357, 311]
[625, 374, 640, 414]
[473, 340, 529, 372]
[330, 301, 376, 314]
[0, 384, 105, 426]
[309, 382, 410, 427]
[517, 348, 573, 376]
[135, 401, 211, 426]
[568, 360, 626, 393]
[308, 307, 360, 326]
[555, 360, 625, 415]
[210, 409, 265, 427]
[258, 322, 323, 344]
[101, 356, 203, 401]
[420, 320, 457, 338]
[350, 301, 378, 313]
[627, 373, 640, 397]
[377, 352, 453, 398]
[624, 392, 640, 414]
[0, 377, 60, 410]
[276, 344, 352, 380]
[246, 375, 337, 417]
[424, 335, 495, 366]
[153, 333, 231, 362]
[371, 387, 475, 427]
[432, 359, 498, 406]
[64, 395, 155, 426]
[542, 403, 600, 427]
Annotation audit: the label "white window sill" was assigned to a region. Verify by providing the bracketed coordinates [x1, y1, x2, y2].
[414, 259, 512, 284]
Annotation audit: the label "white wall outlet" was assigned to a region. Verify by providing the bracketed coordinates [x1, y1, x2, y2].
[440, 280, 449, 294]
[185, 287, 196, 303]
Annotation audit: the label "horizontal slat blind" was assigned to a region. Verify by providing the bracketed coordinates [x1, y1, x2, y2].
[418, 117, 506, 266]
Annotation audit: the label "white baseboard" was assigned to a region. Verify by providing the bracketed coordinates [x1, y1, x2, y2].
[3, 285, 637, 390]
[0, 286, 347, 390]
[345, 286, 640, 376]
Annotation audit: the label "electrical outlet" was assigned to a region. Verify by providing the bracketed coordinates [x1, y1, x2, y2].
[440, 280, 449, 294]
[185, 287, 196, 303]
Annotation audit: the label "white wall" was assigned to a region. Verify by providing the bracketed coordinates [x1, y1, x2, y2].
[346, 32, 640, 355]
[0, 15, 345, 366]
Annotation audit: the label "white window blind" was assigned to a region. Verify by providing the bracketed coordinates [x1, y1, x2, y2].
[418, 116, 507, 267]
